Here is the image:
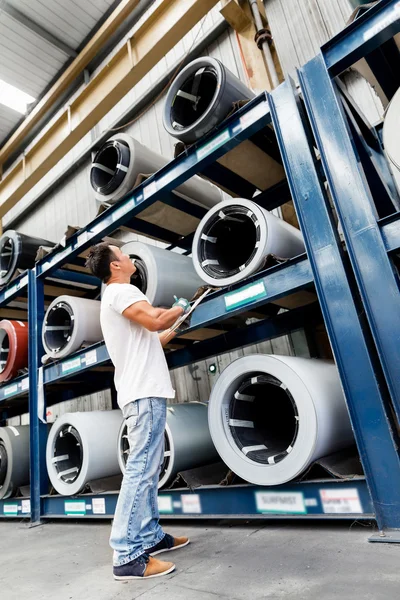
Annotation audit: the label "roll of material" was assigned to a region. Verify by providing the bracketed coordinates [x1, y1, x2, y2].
[46, 411, 123, 496]
[121, 241, 203, 307]
[0, 320, 28, 382]
[90, 133, 223, 208]
[118, 402, 220, 489]
[208, 355, 354, 486]
[0, 230, 54, 287]
[42, 296, 102, 360]
[192, 198, 305, 287]
[0, 425, 30, 499]
[163, 57, 254, 145]
[383, 86, 400, 174]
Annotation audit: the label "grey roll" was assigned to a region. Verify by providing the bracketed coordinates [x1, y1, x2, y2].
[0, 425, 30, 499]
[0, 230, 54, 287]
[90, 133, 223, 208]
[46, 411, 123, 496]
[163, 57, 255, 144]
[192, 198, 305, 287]
[42, 296, 102, 360]
[118, 402, 220, 488]
[121, 241, 203, 307]
[208, 355, 355, 486]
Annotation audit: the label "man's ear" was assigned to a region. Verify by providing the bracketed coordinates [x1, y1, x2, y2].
[110, 260, 120, 271]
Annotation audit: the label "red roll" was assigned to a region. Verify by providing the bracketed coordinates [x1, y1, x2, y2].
[0, 320, 28, 383]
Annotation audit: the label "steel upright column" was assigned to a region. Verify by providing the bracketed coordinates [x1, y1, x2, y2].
[299, 54, 400, 428]
[28, 268, 47, 523]
[269, 79, 400, 540]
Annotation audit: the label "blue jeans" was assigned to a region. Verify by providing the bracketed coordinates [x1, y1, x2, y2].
[110, 397, 167, 566]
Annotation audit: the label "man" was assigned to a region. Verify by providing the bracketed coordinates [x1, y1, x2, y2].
[86, 242, 190, 581]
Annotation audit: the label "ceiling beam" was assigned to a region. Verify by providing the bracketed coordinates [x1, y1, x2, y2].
[0, 0, 141, 168]
[0, 0, 219, 218]
[2, 1, 77, 57]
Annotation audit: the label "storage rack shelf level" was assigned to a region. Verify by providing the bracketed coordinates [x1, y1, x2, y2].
[0, 272, 30, 518]
[17, 5, 400, 538]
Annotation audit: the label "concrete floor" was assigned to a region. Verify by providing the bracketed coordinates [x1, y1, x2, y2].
[1, 519, 400, 600]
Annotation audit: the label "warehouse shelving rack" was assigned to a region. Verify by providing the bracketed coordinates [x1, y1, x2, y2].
[2, 0, 400, 541]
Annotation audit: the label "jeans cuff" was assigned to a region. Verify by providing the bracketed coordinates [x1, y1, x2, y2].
[113, 548, 145, 567]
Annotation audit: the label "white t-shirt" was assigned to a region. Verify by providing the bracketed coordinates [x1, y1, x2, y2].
[100, 283, 175, 409]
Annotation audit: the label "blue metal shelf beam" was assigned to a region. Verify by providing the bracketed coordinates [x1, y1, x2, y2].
[322, 0, 400, 75]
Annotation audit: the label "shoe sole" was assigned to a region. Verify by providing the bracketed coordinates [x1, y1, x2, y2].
[114, 563, 176, 580]
[151, 539, 190, 556]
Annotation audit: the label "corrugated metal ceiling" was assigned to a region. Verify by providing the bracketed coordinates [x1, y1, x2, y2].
[0, 0, 118, 146]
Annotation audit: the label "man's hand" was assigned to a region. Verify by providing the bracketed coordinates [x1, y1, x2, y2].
[172, 296, 191, 314]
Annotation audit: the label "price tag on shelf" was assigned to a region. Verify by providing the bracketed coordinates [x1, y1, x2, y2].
[64, 501, 86, 516]
[92, 498, 106, 515]
[84, 349, 97, 366]
[320, 488, 363, 514]
[224, 281, 267, 311]
[197, 130, 230, 161]
[158, 496, 173, 514]
[4, 384, 18, 396]
[181, 494, 202, 514]
[61, 357, 81, 374]
[255, 492, 306, 514]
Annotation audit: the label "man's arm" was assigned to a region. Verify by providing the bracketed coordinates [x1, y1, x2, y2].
[159, 329, 177, 347]
[122, 301, 183, 332]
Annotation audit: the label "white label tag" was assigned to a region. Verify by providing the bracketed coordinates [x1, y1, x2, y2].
[225, 282, 266, 311]
[240, 101, 268, 129]
[20, 275, 29, 288]
[197, 130, 230, 161]
[92, 498, 106, 515]
[255, 492, 306, 514]
[4, 384, 18, 396]
[4, 285, 17, 300]
[64, 501, 86, 515]
[363, 2, 400, 41]
[143, 180, 157, 200]
[181, 494, 202, 514]
[158, 495, 173, 514]
[304, 498, 318, 507]
[3, 504, 18, 515]
[84, 349, 97, 366]
[77, 231, 89, 246]
[21, 500, 31, 514]
[20, 377, 29, 391]
[320, 488, 363, 514]
[112, 198, 135, 223]
[62, 357, 81, 373]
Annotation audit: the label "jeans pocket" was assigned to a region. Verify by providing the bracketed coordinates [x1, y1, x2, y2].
[124, 401, 139, 431]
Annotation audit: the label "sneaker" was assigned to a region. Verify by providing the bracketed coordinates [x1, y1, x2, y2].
[146, 533, 190, 556]
[113, 553, 175, 580]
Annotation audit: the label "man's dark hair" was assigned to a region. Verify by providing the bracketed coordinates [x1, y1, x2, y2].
[85, 243, 118, 283]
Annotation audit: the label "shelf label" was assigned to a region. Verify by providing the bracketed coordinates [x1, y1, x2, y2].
[4, 383, 18, 396]
[320, 488, 363, 514]
[197, 130, 230, 161]
[92, 498, 106, 515]
[143, 181, 157, 200]
[112, 198, 135, 223]
[3, 503, 19, 515]
[363, 2, 400, 41]
[21, 500, 31, 514]
[304, 498, 318, 507]
[84, 349, 97, 366]
[4, 285, 17, 300]
[158, 495, 173, 514]
[255, 492, 306, 514]
[20, 377, 29, 391]
[64, 500, 86, 516]
[224, 281, 267, 311]
[181, 494, 202, 514]
[239, 101, 268, 129]
[62, 357, 81, 374]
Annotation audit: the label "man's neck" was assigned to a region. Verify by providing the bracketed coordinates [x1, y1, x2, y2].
[106, 274, 131, 285]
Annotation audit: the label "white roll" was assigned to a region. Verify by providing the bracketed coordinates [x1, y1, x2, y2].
[0, 425, 30, 499]
[383, 86, 400, 174]
[192, 198, 305, 287]
[121, 241, 203, 306]
[42, 296, 102, 360]
[208, 355, 354, 486]
[90, 133, 224, 208]
[46, 411, 123, 496]
[118, 402, 220, 489]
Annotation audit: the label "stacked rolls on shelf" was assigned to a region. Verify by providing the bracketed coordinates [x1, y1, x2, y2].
[0, 425, 30, 499]
[0, 230, 53, 287]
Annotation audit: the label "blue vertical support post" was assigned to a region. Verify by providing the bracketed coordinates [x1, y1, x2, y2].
[269, 79, 400, 540]
[28, 268, 47, 523]
[300, 54, 400, 427]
